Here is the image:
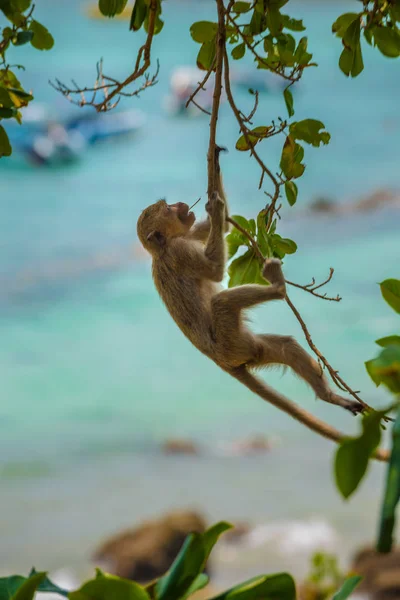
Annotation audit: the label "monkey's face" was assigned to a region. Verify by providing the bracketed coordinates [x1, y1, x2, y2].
[137, 200, 195, 254]
[165, 202, 196, 233]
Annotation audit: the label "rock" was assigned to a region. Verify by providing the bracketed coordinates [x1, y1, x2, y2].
[351, 546, 400, 600]
[309, 197, 338, 214]
[93, 510, 207, 583]
[230, 434, 273, 454]
[308, 189, 400, 217]
[162, 439, 199, 455]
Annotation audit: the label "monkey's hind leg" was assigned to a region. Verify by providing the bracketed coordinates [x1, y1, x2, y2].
[254, 334, 363, 415]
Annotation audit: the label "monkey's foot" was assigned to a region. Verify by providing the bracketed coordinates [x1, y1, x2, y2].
[339, 397, 365, 416]
[262, 258, 285, 289]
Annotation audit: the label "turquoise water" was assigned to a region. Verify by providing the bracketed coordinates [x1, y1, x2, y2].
[1, 0, 399, 582]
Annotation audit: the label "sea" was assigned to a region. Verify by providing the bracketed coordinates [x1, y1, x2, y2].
[0, 0, 399, 591]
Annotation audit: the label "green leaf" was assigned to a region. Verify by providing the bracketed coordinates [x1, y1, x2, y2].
[226, 228, 249, 259]
[270, 234, 297, 258]
[372, 26, 400, 58]
[283, 87, 294, 117]
[0, 86, 13, 108]
[29, 20, 54, 50]
[338, 18, 364, 77]
[13, 572, 47, 600]
[13, 30, 34, 46]
[190, 21, 218, 44]
[280, 136, 305, 179]
[155, 534, 205, 600]
[235, 126, 272, 151]
[376, 336, 400, 348]
[334, 411, 384, 499]
[196, 39, 216, 71]
[98, 0, 129, 17]
[0, 570, 68, 600]
[332, 13, 360, 38]
[282, 15, 305, 31]
[12, 0, 32, 10]
[156, 522, 231, 600]
[256, 210, 271, 258]
[202, 522, 233, 558]
[0, 576, 26, 600]
[232, 2, 251, 14]
[294, 36, 312, 65]
[284, 181, 298, 206]
[289, 119, 330, 147]
[228, 249, 265, 287]
[69, 569, 150, 600]
[0, 125, 12, 157]
[209, 573, 296, 600]
[377, 405, 400, 552]
[339, 45, 363, 77]
[332, 575, 363, 600]
[380, 279, 400, 313]
[130, 0, 147, 31]
[0, 106, 17, 118]
[28, 568, 69, 597]
[231, 43, 246, 60]
[181, 574, 209, 600]
[365, 345, 400, 393]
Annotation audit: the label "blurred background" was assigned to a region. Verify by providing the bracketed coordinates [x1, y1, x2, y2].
[1, 0, 399, 593]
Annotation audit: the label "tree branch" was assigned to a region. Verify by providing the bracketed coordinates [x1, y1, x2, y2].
[51, 0, 159, 112]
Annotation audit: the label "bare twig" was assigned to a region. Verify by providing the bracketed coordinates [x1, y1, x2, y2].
[241, 89, 259, 124]
[223, 45, 280, 200]
[185, 58, 216, 110]
[286, 268, 342, 302]
[50, 0, 159, 112]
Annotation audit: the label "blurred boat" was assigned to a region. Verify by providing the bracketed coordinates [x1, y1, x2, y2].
[231, 68, 286, 94]
[163, 66, 216, 117]
[6, 104, 146, 166]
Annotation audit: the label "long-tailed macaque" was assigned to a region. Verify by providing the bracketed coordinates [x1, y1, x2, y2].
[136, 148, 366, 443]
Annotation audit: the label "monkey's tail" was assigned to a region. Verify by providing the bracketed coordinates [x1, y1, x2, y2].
[229, 365, 389, 463]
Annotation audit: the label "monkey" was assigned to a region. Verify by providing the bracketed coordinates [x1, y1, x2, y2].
[135, 147, 392, 459]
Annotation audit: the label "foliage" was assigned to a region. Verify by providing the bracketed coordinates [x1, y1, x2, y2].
[299, 552, 362, 600]
[332, 1, 400, 78]
[0, 0, 54, 156]
[333, 278, 400, 552]
[0, 523, 363, 600]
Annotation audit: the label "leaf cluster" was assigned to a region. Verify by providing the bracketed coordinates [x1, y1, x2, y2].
[0, 522, 362, 600]
[333, 1, 400, 78]
[0, 0, 54, 157]
[98, 0, 164, 33]
[226, 213, 297, 287]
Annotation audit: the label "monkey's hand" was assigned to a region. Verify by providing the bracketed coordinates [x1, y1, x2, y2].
[262, 258, 286, 293]
[206, 192, 225, 220]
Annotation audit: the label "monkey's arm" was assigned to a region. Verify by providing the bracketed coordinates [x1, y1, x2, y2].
[172, 193, 226, 281]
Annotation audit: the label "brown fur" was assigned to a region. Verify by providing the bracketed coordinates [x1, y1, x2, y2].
[136, 152, 363, 431]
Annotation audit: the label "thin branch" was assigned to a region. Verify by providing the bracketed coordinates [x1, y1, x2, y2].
[223, 45, 280, 199]
[50, 0, 159, 112]
[226, 215, 375, 413]
[241, 89, 259, 124]
[185, 58, 216, 110]
[286, 268, 342, 302]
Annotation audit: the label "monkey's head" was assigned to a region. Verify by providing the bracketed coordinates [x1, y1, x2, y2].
[137, 199, 196, 255]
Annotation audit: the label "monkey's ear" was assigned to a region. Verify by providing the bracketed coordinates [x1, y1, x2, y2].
[146, 230, 165, 249]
